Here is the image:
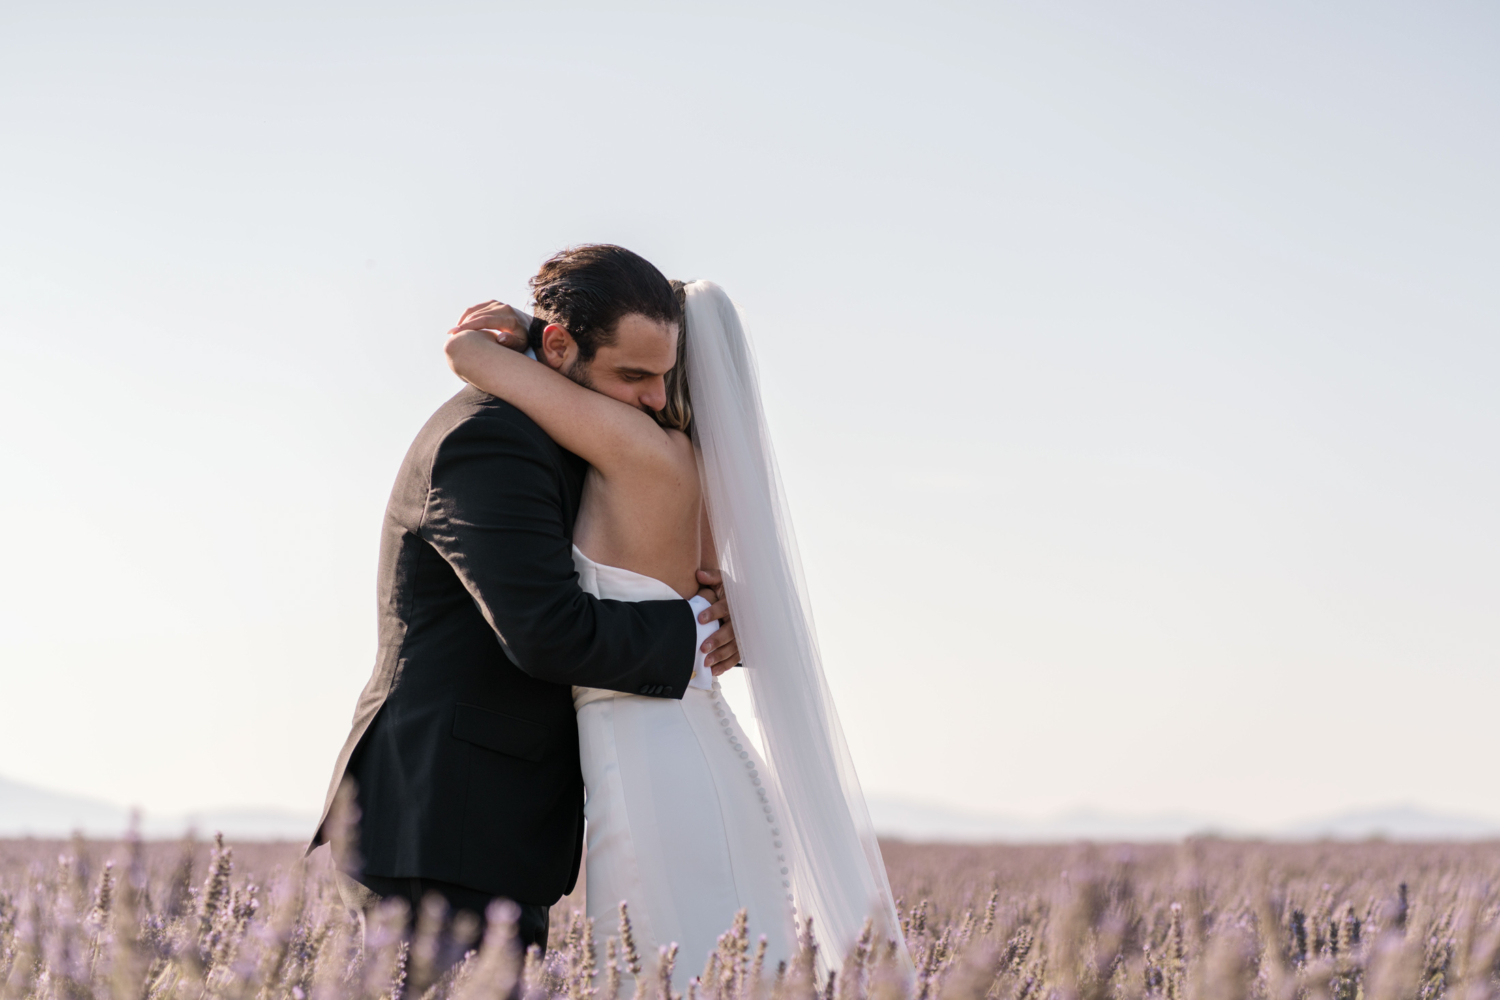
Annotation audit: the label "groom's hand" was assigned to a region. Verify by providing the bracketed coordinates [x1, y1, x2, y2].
[695, 568, 740, 674]
[449, 301, 530, 352]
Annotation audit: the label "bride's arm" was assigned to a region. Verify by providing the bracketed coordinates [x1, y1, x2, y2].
[444, 327, 680, 477]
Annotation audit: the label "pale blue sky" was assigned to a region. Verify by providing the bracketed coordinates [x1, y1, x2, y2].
[1, 0, 1496, 827]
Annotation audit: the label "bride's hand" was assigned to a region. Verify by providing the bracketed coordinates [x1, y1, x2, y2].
[448, 300, 530, 352]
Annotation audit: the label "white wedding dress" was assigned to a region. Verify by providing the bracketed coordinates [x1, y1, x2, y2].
[572, 545, 796, 974]
[519, 282, 905, 982]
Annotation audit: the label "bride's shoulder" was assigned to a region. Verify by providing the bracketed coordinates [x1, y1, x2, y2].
[595, 418, 697, 486]
[631, 425, 697, 482]
[661, 426, 697, 466]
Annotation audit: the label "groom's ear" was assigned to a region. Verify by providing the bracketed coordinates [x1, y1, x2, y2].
[539, 322, 577, 372]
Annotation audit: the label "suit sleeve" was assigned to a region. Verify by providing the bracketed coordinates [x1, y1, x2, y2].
[421, 407, 697, 697]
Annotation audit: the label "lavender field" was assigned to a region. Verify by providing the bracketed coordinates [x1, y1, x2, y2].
[2, 835, 1498, 1000]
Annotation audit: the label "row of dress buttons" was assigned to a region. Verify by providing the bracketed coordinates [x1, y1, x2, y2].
[708, 684, 794, 904]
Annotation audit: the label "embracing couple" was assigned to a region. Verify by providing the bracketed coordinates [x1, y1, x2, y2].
[313, 245, 902, 977]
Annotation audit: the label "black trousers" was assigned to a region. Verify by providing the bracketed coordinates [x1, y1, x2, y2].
[336, 871, 550, 961]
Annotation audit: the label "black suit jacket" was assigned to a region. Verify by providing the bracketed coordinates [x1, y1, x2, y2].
[313, 386, 695, 904]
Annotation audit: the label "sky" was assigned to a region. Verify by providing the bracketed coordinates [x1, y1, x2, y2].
[1, 0, 1497, 830]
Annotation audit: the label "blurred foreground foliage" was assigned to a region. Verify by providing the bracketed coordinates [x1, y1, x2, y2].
[2, 836, 1498, 1000]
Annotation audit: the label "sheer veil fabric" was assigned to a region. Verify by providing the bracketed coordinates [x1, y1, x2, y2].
[682, 282, 910, 973]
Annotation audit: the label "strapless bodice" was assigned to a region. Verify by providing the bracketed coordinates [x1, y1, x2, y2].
[572, 545, 682, 602]
[571, 546, 689, 709]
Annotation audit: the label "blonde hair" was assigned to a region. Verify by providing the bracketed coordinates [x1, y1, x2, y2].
[655, 279, 693, 433]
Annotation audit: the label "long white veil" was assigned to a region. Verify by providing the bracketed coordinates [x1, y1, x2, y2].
[682, 281, 908, 972]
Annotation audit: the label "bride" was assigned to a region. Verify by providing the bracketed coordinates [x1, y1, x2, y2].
[444, 261, 904, 978]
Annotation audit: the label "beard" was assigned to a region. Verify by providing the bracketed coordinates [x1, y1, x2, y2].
[560, 354, 651, 415]
[563, 355, 595, 391]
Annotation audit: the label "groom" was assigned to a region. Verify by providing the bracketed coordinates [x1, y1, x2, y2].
[312, 245, 739, 950]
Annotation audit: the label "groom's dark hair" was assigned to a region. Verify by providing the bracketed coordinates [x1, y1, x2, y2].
[527, 244, 682, 362]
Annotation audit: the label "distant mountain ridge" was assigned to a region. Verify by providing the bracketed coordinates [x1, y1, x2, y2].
[1282, 805, 1500, 842]
[0, 774, 318, 841]
[6, 774, 1497, 843]
[866, 796, 1500, 842]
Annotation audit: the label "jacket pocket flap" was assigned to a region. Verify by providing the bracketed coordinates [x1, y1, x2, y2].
[452, 704, 551, 762]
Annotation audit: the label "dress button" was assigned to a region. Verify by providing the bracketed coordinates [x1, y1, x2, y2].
[782, 880, 790, 888]
[773, 841, 781, 848]
[738, 751, 748, 759]
[780, 868, 788, 875]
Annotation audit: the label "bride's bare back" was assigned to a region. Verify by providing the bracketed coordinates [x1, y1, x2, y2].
[574, 435, 706, 599]
[444, 310, 712, 600]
